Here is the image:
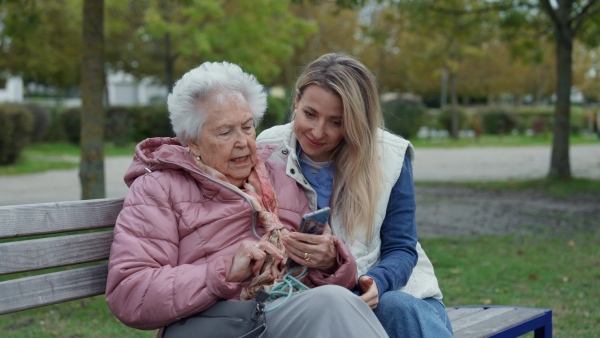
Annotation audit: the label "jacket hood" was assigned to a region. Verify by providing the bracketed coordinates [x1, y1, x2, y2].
[124, 137, 196, 187]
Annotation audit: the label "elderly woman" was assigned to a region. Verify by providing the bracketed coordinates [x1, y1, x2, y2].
[105, 61, 388, 337]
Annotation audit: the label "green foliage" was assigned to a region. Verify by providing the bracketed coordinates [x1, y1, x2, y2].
[382, 98, 427, 139]
[105, 107, 134, 146]
[25, 104, 52, 142]
[479, 107, 518, 135]
[439, 106, 469, 133]
[59, 108, 82, 145]
[106, 0, 315, 87]
[42, 107, 69, 142]
[48, 105, 173, 146]
[513, 106, 553, 134]
[259, 96, 291, 133]
[128, 105, 174, 141]
[0, 105, 33, 165]
[0, 0, 82, 87]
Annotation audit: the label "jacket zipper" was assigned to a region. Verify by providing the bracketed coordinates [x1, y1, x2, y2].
[156, 158, 261, 240]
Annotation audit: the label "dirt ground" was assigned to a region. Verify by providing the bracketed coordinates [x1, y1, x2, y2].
[415, 185, 600, 238]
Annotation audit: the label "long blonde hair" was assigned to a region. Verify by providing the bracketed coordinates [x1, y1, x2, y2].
[294, 53, 384, 243]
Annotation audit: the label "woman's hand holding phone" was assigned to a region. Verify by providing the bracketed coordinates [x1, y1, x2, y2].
[283, 209, 338, 273]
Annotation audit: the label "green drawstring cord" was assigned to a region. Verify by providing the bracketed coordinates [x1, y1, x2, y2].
[265, 266, 311, 313]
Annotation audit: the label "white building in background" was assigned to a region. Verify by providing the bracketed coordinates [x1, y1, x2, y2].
[106, 71, 167, 106]
[0, 72, 167, 107]
[0, 76, 24, 103]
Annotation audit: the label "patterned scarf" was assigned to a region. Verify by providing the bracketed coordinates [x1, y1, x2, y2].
[192, 154, 294, 300]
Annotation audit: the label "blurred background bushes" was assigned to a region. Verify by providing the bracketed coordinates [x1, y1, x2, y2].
[382, 98, 427, 139]
[0, 104, 33, 165]
[2, 98, 597, 166]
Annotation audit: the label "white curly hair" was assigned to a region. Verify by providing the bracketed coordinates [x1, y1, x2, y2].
[167, 61, 267, 146]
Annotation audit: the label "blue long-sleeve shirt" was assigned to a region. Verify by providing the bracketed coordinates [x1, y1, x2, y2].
[363, 154, 418, 294]
[298, 148, 418, 294]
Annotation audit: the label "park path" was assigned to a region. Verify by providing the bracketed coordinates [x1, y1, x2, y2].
[1, 144, 598, 206]
[413, 144, 599, 181]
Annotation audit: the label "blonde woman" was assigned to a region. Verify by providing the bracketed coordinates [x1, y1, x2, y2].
[257, 53, 453, 338]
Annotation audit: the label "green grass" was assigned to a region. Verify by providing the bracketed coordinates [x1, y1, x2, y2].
[0, 295, 156, 337]
[410, 133, 599, 148]
[0, 157, 79, 175]
[1, 232, 597, 337]
[0, 142, 136, 176]
[423, 231, 600, 338]
[416, 178, 600, 198]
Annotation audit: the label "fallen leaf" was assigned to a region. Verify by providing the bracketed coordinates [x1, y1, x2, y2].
[482, 298, 492, 305]
[568, 240, 575, 247]
[529, 274, 538, 281]
[562, 276, 569, 282]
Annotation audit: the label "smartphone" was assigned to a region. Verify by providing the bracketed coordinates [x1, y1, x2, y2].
[298, 207, 331, 235]
[286, 207, 331, 269]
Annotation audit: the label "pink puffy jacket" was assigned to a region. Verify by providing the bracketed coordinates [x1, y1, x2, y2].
[105, 138, 358, 330]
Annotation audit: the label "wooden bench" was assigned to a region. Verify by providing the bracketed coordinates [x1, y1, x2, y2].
[0, 198, 552, 337]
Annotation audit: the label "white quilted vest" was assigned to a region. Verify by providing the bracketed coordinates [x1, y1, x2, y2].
[257, 124, 443, 300]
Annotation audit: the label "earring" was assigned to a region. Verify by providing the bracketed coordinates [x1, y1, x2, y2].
[189, 150, 201, 161]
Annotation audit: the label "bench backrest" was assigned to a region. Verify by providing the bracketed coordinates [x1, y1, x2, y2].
[0, 198, 553, 338]
[0, 198, 124, 315]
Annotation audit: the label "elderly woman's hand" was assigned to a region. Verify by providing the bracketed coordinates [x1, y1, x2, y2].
[282, 224, 338, 273]
[226, 240, 284, 282]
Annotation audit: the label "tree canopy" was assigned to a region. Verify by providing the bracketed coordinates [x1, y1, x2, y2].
[105, 0, 315, 90]
[1, 0, 314, 90]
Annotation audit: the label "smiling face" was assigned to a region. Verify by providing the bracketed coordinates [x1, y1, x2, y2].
[293, 85, 345, 162]
[188, 95, 257, 187]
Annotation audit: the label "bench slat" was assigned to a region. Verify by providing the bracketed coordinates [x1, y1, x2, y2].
[447, 307, 486, 322]
[455, 307, 548, 338]
[0, 231, 113, 276]
[0, 264, 108, 315]
[451, 307, 514, 333]
[0, 198, 123, 238]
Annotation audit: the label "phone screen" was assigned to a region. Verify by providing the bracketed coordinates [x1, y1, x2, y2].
[298, 207, 331, 235]
[286, 207, 331, 270]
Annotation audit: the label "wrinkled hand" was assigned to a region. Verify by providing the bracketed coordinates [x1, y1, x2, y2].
[282, 223, 337, 273]
[226, 240, 284, 282]
[358, 276, 379, 309]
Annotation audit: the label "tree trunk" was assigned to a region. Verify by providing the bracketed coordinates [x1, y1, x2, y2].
[165, 32, 175, 92]
[449, 71, 459, 140]
[548, 15, 573, 179]
[440, 68, 448, 109]
[80, 0, 105, 199]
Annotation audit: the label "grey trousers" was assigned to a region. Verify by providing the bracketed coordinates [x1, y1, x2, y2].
[265, 285, 389, 338]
